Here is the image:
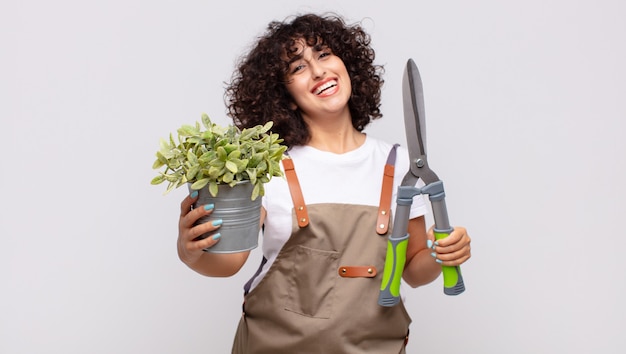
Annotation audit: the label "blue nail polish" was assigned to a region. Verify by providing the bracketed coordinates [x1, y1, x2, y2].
[427, 240, 433, 249]
[190, 191, 198, 198]
[204, 204, 214, 211]
[212, 219, 223, 226]
[435, 259, 443, 264]
[212, 233, 221, 240]
[430, 252, 437, 258]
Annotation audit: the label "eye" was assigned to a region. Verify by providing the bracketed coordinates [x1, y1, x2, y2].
[291, 63, 305, 74]
[319, 51, 331, 59]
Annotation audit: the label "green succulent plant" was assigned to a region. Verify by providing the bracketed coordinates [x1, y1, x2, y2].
[151, 113, 287, 200]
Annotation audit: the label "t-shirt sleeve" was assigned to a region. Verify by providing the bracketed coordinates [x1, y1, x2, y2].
[394, 144, 430, 219]
[409, 178, 429, 219]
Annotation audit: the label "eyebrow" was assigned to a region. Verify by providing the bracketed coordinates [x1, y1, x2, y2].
[287, 56, 303, 66]
[286, 44, 329, 65]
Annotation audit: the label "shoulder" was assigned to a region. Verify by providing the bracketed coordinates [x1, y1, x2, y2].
[364, 135, 394, 151]
[364, 135, 409, 154]
[364, 136, 411, 168]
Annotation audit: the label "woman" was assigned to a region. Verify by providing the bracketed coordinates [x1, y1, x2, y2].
[177, 13, 471, 353]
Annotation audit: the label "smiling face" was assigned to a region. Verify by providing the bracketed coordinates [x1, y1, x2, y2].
[284, 39, 352, 122]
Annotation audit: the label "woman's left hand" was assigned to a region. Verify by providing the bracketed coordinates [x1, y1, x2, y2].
[428, 226, 471, 266]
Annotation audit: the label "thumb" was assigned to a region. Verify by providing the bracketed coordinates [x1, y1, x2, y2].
[426, 225, 436, 249]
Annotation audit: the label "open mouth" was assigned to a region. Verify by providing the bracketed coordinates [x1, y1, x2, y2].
[313, 80, 337, 95]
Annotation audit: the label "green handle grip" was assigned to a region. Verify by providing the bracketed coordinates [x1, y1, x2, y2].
[378, 233, 409, 307]
[435, 230, 465, 295]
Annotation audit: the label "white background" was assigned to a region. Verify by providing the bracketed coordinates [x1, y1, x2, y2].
[2, 0, 625, 353]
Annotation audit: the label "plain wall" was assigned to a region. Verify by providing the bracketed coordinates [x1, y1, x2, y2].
[2, 0, 625, 353]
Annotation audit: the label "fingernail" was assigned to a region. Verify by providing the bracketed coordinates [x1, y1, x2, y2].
[435, 259, 443, 264]
[204, 204, 214, 211]
[430, 252, 437, 258]
[212, 233, 221, 240]
[434, 241, 440, 246]
[212, 219, 223, 227]
[427, 240, 433, 249]
[190, 191, 198, 198]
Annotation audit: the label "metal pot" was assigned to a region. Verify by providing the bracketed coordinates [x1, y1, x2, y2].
[189, 181, 262, 253]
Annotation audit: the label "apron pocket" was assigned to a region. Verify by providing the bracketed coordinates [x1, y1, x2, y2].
[284, 245, 339, 319]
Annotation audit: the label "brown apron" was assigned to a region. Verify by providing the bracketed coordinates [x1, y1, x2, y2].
[232, 146, 411, 354]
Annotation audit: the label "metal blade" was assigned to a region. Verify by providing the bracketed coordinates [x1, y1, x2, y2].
[403, 59, 427, 172]
[402, 59, 439, 184]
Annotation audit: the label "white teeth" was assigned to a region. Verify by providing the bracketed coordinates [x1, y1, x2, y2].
[315, 80, 337, 95]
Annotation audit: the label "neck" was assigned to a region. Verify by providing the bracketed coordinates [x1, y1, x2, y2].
[305, 123, 366, 154]
[300, 108, 367, 154]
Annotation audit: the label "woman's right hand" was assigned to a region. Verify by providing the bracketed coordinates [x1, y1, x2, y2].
[177, 191, 223, 265]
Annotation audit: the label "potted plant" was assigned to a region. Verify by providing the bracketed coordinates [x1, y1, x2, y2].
[151, 113, 287, 253]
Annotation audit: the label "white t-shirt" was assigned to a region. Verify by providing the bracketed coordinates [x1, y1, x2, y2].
[249, 135, 428, 291]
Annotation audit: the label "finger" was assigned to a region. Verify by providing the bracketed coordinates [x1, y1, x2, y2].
[180, 218, 223, 251]
[180, 203, 215, 230]
[426, 234, 436, 250]
[186, 218, 223, 241]
[433, 226, 469, 248]
[182, 229, 223, 253]
[437, 250, 471, 267]
[180, 219, 217, 245]
[180, 191, 199, 217]
[434, 237, 462, 253]
[192, 232, 223, 251]
[434, 237, 470, 256]
[436, 241, 470, 258]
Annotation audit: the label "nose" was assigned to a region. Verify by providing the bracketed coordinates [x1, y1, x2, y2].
[309, 61, 326, 79]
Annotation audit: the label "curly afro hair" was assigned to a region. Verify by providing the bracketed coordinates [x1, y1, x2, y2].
[225, 13, 384, 147]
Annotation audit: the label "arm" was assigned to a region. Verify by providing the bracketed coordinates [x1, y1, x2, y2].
[176, 193, 266, 277]
[402, 216, 441, 287]
[402, 217, 472, 288]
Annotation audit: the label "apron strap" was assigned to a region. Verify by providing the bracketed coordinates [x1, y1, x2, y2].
[282, 144, 399, 233]
[282, 158, 310, 228]
[376, 144, 399, 235]
[243, 256, 268, 296]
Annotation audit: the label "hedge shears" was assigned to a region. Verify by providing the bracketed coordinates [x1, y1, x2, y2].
[379, 59, 466, 307]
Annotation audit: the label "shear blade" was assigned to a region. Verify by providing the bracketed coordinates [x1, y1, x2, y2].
[403, 59, 426, 156]
[402, 59, 438, 184]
